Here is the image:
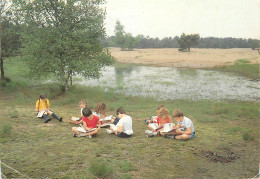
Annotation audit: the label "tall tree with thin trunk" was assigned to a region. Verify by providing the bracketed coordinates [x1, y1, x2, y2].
[13, 0, 114, 91]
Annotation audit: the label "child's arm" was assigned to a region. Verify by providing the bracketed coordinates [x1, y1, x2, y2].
[83, 121, 92, 131]
[178, 127, 192, 135]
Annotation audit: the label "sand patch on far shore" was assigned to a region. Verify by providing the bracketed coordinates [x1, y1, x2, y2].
[109, 48, 260, 68]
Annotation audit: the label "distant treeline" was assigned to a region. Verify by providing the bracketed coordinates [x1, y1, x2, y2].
[103, 36, 260, 49]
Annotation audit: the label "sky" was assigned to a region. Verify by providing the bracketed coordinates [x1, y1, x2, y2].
[104, 0, 260, 39]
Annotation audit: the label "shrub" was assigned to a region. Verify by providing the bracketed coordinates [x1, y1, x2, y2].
[120, 173, 132, 179]
[9, 110, 19, 118]
[0, 124, 12, 136]
[242, 130, 255, 141]
[119, 161, 133, 173]
[89, 158, 113, 178]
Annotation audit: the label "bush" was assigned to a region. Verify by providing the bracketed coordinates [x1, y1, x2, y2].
[0, 124, 12, 136]
[9, 110, 19, 118]
[120, 173, 132, 179]
[89, 158, 113, 178]
[242, 130, 255, 141]
[119, 161, 133, 173]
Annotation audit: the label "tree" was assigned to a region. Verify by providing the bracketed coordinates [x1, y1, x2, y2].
[178, 33, 200, 51]
[114, 20, 139, 51]
[0, 0, 17, 81]
[13, 0, 114, 91]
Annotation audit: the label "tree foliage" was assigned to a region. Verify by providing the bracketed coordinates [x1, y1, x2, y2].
[114, 20, 139, 51]
[178, 33, 200, 51]
[1, 0, 21, 80]
[13, 0, 114, 91]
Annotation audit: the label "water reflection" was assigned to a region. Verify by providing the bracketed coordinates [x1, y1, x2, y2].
[77, 65, 260, 102]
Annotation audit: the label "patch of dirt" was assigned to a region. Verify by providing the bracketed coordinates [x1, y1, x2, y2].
[201, 150, 238, 163]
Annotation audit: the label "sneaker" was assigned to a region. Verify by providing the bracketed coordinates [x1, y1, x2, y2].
[58, 117, 63, 122]
[164, 134, 175, 139]
[73, 133, 79, 137]
[88, 135, 92, 139]
[106, 129, 113, 134]
[146, 133, 154, 138]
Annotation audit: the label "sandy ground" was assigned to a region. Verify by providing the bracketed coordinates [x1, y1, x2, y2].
[109, 48, 260, 68]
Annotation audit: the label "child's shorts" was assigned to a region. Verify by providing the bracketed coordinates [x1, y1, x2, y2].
[116, 132, 132, 138]
[190, 132, 195, 139]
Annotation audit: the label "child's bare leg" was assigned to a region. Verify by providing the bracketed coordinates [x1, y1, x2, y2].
[85, 129, 98, 136]
[72, 127, 82, 133]
[110, 126, 117, 135]
[175, 134, 191, 140]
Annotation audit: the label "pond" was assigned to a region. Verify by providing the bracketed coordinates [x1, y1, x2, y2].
[76, 64, 260, 102]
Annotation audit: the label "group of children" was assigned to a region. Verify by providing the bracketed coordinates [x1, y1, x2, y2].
[35, 94, 195, 140]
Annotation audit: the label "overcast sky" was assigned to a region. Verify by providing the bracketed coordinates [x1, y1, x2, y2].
[104, 0, 260, 39]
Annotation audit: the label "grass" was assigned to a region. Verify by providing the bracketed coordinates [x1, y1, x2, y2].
[0, 57, 259, 178]
[212, 59, 259, 79]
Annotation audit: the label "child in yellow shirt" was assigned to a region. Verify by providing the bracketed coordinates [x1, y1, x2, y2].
[35, 94, 62, 123]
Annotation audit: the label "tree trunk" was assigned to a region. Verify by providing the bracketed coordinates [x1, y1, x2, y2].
[0, 57, 4, 80]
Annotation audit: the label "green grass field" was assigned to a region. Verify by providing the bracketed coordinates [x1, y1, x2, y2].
[0, 57, 259, 178]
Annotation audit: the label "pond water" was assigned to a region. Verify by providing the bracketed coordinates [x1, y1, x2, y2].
[76, 65, 260, 102]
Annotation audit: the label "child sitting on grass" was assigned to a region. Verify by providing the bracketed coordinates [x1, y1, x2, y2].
[106, 107, 133, 138]
[35, 94, 62, 123]
[163, 109, 195, 140]
[145, 107, 172, 137]
[72, 107, 100, 138]
[93, 102, 120, 127]
[145, 104, 164, 130]
[69, 99, 87, 125]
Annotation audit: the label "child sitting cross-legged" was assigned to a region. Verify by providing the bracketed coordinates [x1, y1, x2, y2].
[106, 107, 133, 138]
[145, 107, 173, 137]
[162, 109, 195, 140]
[93, 102, 120, 127]
[72, 107, 100, 138]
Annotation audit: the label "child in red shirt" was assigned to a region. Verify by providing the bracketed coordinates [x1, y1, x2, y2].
[72, 107, 100, 138]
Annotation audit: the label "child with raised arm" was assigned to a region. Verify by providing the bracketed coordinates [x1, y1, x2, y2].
[35, 94, 62, 123]
[70, 99, 87, 125]
[145, 107, 173, 137]
[72, 107, 100, 138]
[106, 107, 133, 138]
[164, 109, 195, 140]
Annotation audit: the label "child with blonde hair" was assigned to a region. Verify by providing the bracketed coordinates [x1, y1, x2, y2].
[70, 99, 87, 124]
[145, 107, 173, 137]
[35, 94, 62, 123]
[93, 102, 118, 127]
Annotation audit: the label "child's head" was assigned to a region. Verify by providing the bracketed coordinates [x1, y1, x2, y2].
[172, 109, 184, 121]
[39, 94, 47, 101]
[156, 104, 164, 114]
[94, 102, 107, 115]
[78, 99, 87, 108]
[116, 107, 126, 119]
[82, 107, 93, 118]
[158, 107, 169, 119]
